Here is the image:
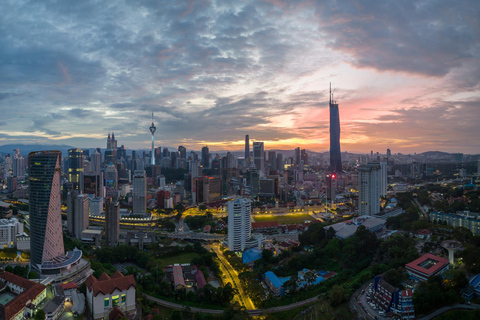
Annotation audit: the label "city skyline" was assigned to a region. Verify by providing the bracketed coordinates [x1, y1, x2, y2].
[1, 1, 479, 153]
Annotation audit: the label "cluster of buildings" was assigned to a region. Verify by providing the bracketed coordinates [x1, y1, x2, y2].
[164, 264, 207, 291]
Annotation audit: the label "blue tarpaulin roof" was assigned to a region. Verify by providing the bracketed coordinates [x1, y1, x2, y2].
[243, 248, 262, 264]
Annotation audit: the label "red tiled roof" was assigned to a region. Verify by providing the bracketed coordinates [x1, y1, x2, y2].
[195, 270, 207, 289]
[98, 273, 111, 281]
[86, 272, 136, 297]
[109, 307, 125, 320]
[111, 270, 124, 279]
[405, 253, 449, 276]
[60, 282, 78, 290]
[0, 272, 46, 320]
[252, 221, 279, 229]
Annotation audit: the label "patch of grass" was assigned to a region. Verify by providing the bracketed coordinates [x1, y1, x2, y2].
[154, 252, 202, 269]
[151, 293, 225, 310]
[252, 214, 315, 224]
[264, 304, 315, 320]
[294, 301, 354, 320]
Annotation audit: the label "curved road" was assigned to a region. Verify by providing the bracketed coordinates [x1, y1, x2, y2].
[143, 294, 319, 316]
[210, 245, 255, 310]
[418, 303, 480, 320]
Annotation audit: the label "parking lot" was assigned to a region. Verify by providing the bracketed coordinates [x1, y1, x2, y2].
[356, 282, 389, 320]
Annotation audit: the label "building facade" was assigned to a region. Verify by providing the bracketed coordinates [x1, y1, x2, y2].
[105, 199, 120, 246]
[132, 170, 147, 216]
[227, 198, 257, 252]
[430, 211, 480, 236]
[67, 191, 90, 239]
[28, 151, 65, 272]
[358, 163, 381, 216]
[85, 271, 136, 320]
[68, 148, 84, 192]
[253, 142, 265, 175]
[329, 84, 342, 174]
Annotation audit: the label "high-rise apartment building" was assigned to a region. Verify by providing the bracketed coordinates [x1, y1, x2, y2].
[105, 198, 120, 246]
[67, 191, 90, 240]
[68, 148, 84, 192]
[201, 146, 210, 168]
[133, 170, 147, 216]
[228, 198, 253, 252]
[358, 163, 381, 216]
[379, 160, 388, 197]
[329, 84, 342, 174]
[28, 151, 65, 271]
[253, 142, 265, 175]
[13, 149, 25, 179]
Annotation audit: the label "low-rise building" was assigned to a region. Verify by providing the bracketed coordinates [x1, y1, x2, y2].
[85, 271, 136, 320]
[0, 271, 47, 320]
[44, 295, 65, 320]
[430, 211, 480, 236]
[405, 253, 449, 282]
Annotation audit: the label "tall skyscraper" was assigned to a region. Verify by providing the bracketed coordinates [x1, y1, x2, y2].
[227, 198, 252, 252]
[68, 148, 84, 192]
[105, 133, 118, 164]
[329, 84, 342, 174]
[28, 151, 65, 271]
[90, 149, 102, 175]
[67, 191, 90, 240]
[276, 153, 284, 172]
[253, 142, 264, 175]
[201, 146, 210, 168]
[149, 113, 156, 166]
[358, 163, 381, 216]
[294, 147, 301, 167]
[105, 163, 118, 190]
[178, 146, 187, 159]
[133, 170, 147, 216]
[244, 135, 250, 168]
[105, 198, 120, 246]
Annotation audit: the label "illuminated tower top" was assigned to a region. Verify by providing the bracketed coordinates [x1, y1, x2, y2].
[149, 113, 156, 135]
[150, 113, 156, 166]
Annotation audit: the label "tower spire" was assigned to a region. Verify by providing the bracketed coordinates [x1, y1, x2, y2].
[329, 82, 332, 105]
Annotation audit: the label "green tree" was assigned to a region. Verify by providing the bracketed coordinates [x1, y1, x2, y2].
[170, 309, 182, 320]
[329, 285, 345, 306]
[35, 310, 46, 320]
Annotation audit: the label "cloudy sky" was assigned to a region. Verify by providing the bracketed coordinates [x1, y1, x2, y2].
[1, 0, 479, 154]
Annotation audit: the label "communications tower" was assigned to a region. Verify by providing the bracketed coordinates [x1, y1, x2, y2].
[149, 113, 156, 165]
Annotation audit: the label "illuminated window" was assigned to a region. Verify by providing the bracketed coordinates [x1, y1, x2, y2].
[112, 295, 119, 307]
[121, 294, 126, 303]
[104, 298, 109, 307]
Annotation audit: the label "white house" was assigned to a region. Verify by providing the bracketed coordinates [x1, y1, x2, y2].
[85, 271, 136, 320]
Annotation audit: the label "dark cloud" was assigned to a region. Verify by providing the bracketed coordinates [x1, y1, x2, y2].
[309, 0, 480, 77]
[0, 0, 478, 152]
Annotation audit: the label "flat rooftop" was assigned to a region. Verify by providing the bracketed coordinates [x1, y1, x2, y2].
[406, 253, 449, 276]
[0, 292, 16, 305]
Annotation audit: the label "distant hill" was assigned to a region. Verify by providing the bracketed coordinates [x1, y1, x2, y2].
[0, 144, 74, 156]
[419, 151, 453, 157]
